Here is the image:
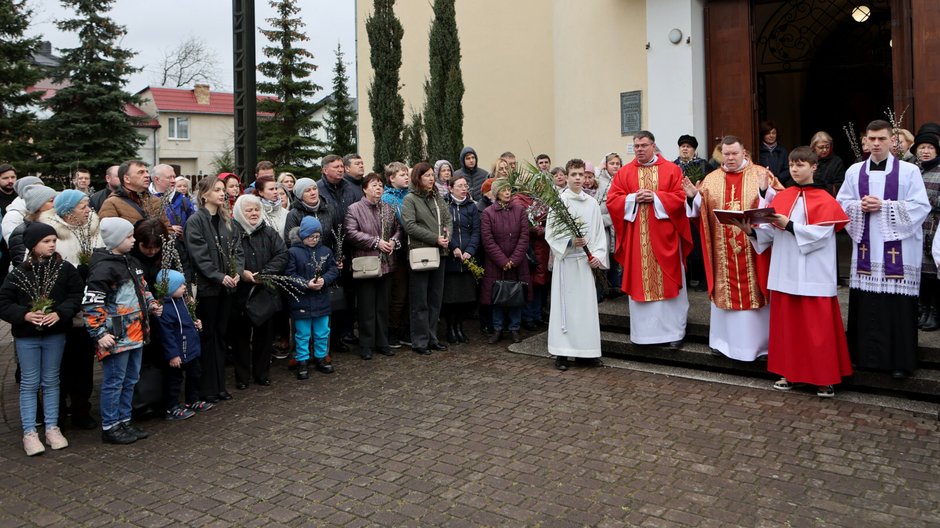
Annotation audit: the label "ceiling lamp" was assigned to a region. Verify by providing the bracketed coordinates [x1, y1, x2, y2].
[852, 5, 871, 23]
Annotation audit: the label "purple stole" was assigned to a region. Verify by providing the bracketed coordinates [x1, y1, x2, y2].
[857, 157, 902, 277]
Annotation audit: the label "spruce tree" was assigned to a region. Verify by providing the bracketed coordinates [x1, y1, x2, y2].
[257, 0, 324, 179]
[423, 0, 464, 166]
[404, 111, 426, 166]
[40, 0, 143, 178]
[0, 0, 44, 166]
[324, 43, 357, 157]
[367, 0, 405, 172]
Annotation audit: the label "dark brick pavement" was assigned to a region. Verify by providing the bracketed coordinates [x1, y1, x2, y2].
[1, 323, 939, 527]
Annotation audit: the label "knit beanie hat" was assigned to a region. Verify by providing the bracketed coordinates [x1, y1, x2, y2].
[54, 189, 87, 217]
[99, 217, 134, 250]
[23, 222, 57, 251]
[13, 176, 42, 196]
[584, 161, 596, 175]
[23, 185, 56, 214]
[293, 178, 316, 200]
[299, 216, 322, 239]
[156, 269, 186, 297]
[491, 178, 511, 198]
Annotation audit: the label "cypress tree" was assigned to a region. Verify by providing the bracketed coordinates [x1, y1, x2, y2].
[423, 0, 464, 166]
[366, 0, 405, 172]
[257, 0, 324, 179]
[0, 0, 44, 166]
[404, 111, 426, 166]
[324, 43, 357, 157]
[40, 0, 143, 179]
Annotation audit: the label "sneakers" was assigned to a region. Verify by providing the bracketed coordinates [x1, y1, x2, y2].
[186, 401, 214, 413]
[102, 425, 137, 445]
[23, 431, 45, 456]
[122, 422, 149, 440]
[773, 378, 793, 391]
[817, 385, 835, 398]
[296, 360, 309, 380]
[44, 426, 69, 450]
[166, 406, 196, 421]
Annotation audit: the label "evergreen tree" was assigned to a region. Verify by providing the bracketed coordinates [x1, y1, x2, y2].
[40, 0, 143, 178]
[257, 0, 324, 179]
[404, 111, 426, 166]
[0, 0, 44, 166]
[366, 0, 405, 172]
[324, 43, 357, 157]
[423, 0, 464, 166]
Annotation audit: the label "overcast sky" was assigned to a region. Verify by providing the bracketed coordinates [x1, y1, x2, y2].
[26, 0, 357, 98]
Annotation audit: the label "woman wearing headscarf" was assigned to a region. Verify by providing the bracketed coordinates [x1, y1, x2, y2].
[231, 194, 288, 387]
[434, 160, 454, 196]
[253, 174, 288, 236]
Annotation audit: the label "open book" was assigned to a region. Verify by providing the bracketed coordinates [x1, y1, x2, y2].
[713, 207, 777, 225]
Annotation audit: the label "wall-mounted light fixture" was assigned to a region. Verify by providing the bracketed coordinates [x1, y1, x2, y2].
[668, 28, 683, 45]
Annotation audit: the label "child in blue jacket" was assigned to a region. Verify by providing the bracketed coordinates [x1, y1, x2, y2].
[286, 216, 339, 379]
[155, 269, 213, 420]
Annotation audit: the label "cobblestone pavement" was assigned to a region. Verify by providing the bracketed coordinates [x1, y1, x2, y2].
[1, 323, 939, 527]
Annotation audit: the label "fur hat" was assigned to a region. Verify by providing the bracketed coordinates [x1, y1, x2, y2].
[299, 216, 322, 239]
[99, 217, 134, 250]
[677, 134, 699, 149]
[912, 132, 940, 154]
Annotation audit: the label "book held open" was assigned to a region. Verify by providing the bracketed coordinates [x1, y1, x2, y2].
[712, 207, 777, 225]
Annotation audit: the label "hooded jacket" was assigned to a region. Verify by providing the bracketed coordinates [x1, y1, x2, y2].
[82, 248, 155, 359]
[98, 185, 165, 225]
[454, 147, 490, 201]
[156, 296, 201, 364]
[285, 236, 339, 319]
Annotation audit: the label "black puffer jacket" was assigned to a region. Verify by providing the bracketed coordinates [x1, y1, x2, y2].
[284, 199, 335, 250]
[0, 255, 83, 337]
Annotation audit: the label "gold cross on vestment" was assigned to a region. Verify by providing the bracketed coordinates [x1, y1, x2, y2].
[859, 244, 868, 259]
[727, 184, 742, 211]
[887, 247, 900, 264]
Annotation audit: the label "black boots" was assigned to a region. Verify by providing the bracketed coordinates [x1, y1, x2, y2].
[488, 331, 502, 344]
[313, 356, 335, 374]
[296, 361, 309, 380]
[447, 323, 458, 344]
[455, 322, 469, 344]
[921, 307, 939, 332]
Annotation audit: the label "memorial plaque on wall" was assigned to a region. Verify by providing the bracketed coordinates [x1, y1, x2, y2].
[620, 91, 642, 136]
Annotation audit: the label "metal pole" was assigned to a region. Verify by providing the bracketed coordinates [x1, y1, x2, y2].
[232, 0, 257, 183]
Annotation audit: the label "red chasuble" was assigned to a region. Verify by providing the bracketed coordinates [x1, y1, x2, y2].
[698, 165, 771, 310]
[607, 156, 692, 302]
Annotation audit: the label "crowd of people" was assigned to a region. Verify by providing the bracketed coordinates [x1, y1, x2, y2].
[2, 116, 940, 457]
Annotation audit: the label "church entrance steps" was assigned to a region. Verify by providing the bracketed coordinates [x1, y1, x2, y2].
[513, 288, 940, 404]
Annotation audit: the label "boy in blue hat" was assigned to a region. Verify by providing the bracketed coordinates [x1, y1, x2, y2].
[286, 216, 339, 379]
[155, 269, 213, 420]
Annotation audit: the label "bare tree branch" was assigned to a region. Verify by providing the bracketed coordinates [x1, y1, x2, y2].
[149, 36, 222, 88]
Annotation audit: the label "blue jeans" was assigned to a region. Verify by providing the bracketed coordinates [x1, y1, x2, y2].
[16, 333, 66, 433]
[100, 347, 142, 429]
[492, 306, 522, 331]
[293, 316, 330, 362]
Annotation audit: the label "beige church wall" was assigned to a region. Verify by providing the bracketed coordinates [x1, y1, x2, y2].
[355, 0, 649, 171]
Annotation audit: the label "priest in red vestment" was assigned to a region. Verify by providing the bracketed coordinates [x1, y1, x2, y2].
[607, 131, 692, 347]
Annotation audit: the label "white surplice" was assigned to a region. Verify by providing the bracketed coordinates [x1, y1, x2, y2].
[623, 191, 688, 344]
[546, 189, 608, 357]
[836, 154, 929, 296]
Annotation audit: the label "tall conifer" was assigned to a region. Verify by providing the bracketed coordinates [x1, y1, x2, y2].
[404, 111, 426, 165]
[257, 0, 324, 178]
[324, 43, 357, 157]
[0, 0, 44, 166]
[423, 0, 463, 166]
[40, 0, 143, 178]
[366, 0, 405, 172]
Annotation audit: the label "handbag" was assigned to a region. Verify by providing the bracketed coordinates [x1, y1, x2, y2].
[408, 198, 443, 271]
[492, 279, 527, 307]
[352, 255, 383, 279]
[245, 285, 283, 326]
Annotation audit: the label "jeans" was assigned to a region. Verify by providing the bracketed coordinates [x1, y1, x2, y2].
[164, 358, 202, 411]
[492, 306, 522, 331]
[16, 333, 67, 433]
[100, 347, 142, 429]
[294, 316, 330, 362]
[522, 285, 544, 322]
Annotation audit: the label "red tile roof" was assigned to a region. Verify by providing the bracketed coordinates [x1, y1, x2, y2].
[124, 103, 160, 128]
[139, 86, 278, 115]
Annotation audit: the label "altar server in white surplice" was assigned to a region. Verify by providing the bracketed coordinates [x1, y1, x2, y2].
[546, 159, 608, 371]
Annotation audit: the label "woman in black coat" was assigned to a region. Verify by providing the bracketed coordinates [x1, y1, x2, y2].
[443, 175, 481, 343]
[231, 194, 288, 387]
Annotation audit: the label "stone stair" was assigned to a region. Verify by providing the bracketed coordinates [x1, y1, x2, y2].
[596, 288, 940, 401]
